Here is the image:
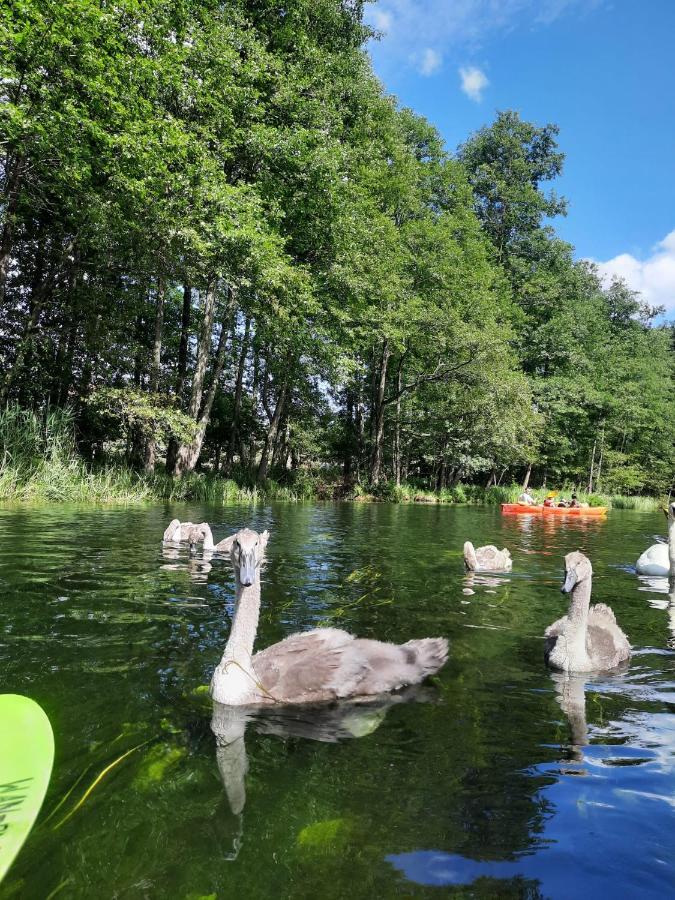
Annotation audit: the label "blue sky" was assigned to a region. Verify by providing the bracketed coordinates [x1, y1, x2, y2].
[365, 0, 675, 313]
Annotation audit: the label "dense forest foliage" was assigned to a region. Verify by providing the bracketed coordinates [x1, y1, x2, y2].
[1, 0, 673, 498]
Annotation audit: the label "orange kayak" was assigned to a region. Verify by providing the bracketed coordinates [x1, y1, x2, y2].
[501, 503, 608, 516]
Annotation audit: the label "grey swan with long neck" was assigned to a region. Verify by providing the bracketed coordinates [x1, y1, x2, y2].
[544, 551, 631, 672]
[205, 527, 449, 706]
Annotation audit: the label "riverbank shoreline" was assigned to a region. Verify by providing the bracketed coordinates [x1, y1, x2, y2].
[0, 462, 663, 511]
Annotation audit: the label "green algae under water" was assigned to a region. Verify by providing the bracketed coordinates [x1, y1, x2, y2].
[1, 503, 674, 899]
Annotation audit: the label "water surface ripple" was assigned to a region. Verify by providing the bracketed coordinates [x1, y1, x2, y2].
[1, 503, 674, 898]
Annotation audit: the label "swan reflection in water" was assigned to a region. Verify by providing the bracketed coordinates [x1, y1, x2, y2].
[210, 687, 435, 860]
[637, 576, 675, 648]
[389, 668, 675, 893]
[550, 670, 594, 769]
[462, 571, 511, 596]
[160, 545, 213, 583]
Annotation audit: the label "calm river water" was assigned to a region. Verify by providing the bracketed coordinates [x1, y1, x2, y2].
[1, 502, 674, 898]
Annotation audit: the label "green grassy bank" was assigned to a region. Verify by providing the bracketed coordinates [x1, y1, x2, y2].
[0, 406, 664, 510]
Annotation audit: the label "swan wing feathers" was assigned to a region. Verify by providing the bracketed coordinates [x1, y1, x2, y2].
[586, 604, 631, 668]
[474, 545, 512, 571]
[543, 615, 568, 666]
[253, 629, 360, 703]
[589, 603, 616, 625]
[253, 629, 448, 704]
[545, 615, 568, 638]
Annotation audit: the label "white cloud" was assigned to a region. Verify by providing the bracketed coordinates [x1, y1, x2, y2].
[365, 0, 602, 75]
[370, 9, 393, 33]
[459, 65, 489, 100]
[591, 230, 675, 313]
[419, 48, 442, 75]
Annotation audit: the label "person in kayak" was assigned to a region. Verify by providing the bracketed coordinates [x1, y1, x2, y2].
[518, 489, 536, 505]
[543, 491, 557, 508]
[569, 493, 580, 508]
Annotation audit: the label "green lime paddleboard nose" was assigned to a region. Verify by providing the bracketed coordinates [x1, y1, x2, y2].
[0, 695, 54, 884]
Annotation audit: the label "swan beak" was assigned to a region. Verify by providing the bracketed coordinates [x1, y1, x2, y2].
[561, 570, 577, 593]
[239, 554, 256, 587]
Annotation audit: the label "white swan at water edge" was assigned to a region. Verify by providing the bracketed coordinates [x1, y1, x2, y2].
[207, 527, 448, 706]
[636, 503, 675, 578]
[545, 551, 631, 672]
[463, 541, 512, 573]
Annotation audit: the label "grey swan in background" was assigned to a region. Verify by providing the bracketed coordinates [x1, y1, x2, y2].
[207, 527, 448, 706]
[463, 541, 512, 573]
[636, 502, 675, 578]
[186, 522, 240, 553]
[162, 519, 218, 547]
[162, 518, 201, 543]
[545, 551, 631, 672]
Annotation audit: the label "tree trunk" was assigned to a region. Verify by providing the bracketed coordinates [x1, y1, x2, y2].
[176, 283, 191, 397]
[247, 344, 260, 471]
[271, 408, 288, 470]
[596, 422, 605, 492]
[166, 283, 192, 472]
[355, 378, 363, 483]
[394, 358, 403, 486]
[50, 256, 79, 405]
[148, 277, 165, 393]
[172, 284, 235, 476]
[0, 155, 24, 304]
[257, 378, 289, 484]
[343, 389, 354, 481]
[57, 317, 78, 406]
[587, 440, 597, 493]
[435, 457, 445, 492]
[225, 315, 250, 473]
[370, 339, 391, 484]
[144, 276, 166, 474]
[1, 263, 47, 403]
[522, 463, 532, 491]
[273, 418, 290, 471]
[188, 281, 218, 419]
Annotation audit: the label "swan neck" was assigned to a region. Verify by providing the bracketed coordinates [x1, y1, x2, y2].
[221, 577, 261, 665]
[202, 524, 214, 551]
[567, 577, 592, 634]
[668, 516, 675, 577]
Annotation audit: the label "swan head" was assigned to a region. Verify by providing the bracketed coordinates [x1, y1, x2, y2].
[186, 522, 214, 552]
[562, 551, 592, 593]
[231, 528, 270, 587]
[187, 525, 206, 554]
[665, 502, 675, 523]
